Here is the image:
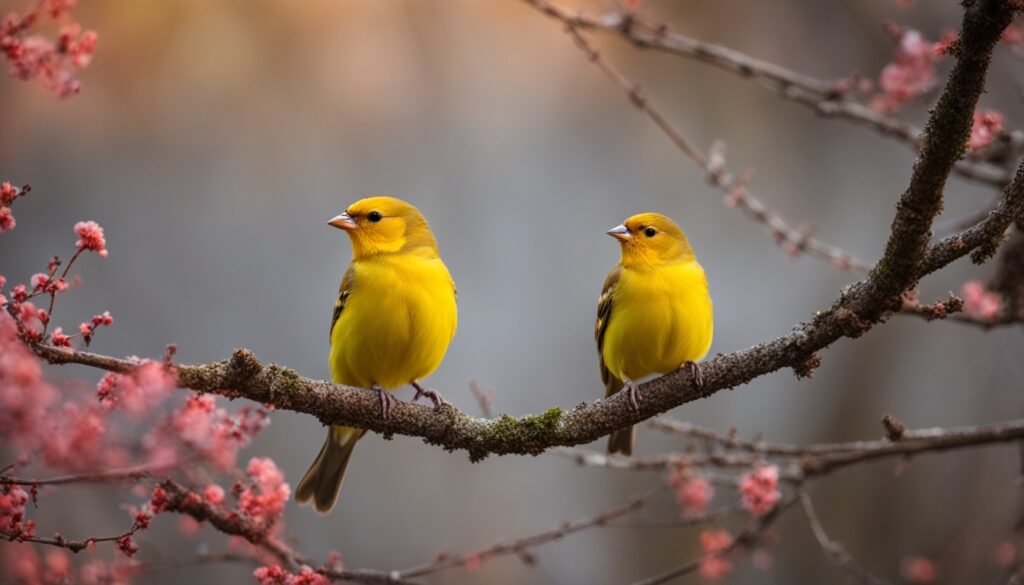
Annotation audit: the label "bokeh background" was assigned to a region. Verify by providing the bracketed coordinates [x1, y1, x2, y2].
[3, 0, 1024, 583]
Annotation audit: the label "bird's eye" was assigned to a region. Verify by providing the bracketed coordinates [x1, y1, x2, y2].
[644, 227, 656, 238]
[367, 211, 382, 223]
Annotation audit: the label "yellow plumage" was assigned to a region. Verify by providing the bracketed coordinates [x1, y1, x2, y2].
[295, 196, 457, 514]
[597, 213, 713, 456]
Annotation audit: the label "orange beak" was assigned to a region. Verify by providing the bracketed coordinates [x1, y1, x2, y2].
[606, 224, 631, 242]
[328, 212, 357, 231]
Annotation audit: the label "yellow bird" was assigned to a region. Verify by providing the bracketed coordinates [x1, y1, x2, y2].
[596, 213, 713, 456]
[295, 196, 458, 513]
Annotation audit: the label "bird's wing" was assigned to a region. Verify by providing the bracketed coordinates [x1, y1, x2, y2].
[596, 266, 623, 396]
[330, 265, 356, 341]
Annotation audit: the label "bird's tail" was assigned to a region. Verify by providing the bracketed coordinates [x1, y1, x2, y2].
[605, 376, 635, 456]
[295, 425, 365, 514]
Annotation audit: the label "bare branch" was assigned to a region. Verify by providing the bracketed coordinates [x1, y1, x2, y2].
[395, 489, 654, 580]
[0, 465, 155, 487]
[801, 492, 890, 585]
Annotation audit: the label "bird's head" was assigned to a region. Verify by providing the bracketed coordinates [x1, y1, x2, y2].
[607, 212, 695, 266]
[329, 196, 438, 258]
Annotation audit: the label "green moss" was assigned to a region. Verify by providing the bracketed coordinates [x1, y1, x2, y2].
[485, 407, 563, 457]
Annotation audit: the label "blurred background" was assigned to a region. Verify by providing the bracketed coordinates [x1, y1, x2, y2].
[2, 0, 1024, 582]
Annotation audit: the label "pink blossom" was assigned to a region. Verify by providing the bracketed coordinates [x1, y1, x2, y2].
[962, 280, 1002, 321]
[116, 534, 139, 557]
[667, 469, 714, 518]
[254, 565, 328, 585]
[95, 361, 175, 415]
[239, 457, 290, 531]
[0, 182, 16, 206]
[74, 220, 108, 257]
[57, 23, 97, 68]
[870, 28, 945, 113]
[155, 396, 270, 471]
[0, 485, 33, 538]
[254, 565, 291, 585]
[0, 315, 60, 453]
[2, 4, 98, 98]
[0, 207, 14, 233]
[51, 326, 71, 347]
[698, 529, 733, 579]
[967, 109, 1004, 151]
[900, 556, 938, 583]
[204, 484, 226, 505]
[149, 485, 170, 513]
[43, 0, 79, 19]
[739, 464, 781, 517]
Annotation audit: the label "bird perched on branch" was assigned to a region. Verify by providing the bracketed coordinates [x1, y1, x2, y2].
[295, 196, 458, 514]
[597, 213, 713, 456]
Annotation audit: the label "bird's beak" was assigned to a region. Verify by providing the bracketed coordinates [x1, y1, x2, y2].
[606, 224, 631, 242]
[328, 212, 358, 231]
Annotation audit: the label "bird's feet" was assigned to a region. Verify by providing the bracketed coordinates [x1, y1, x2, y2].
[623, 378, 641, 415]
[686, 361, 705, 389]
[374, 383, 396, 420]
[411, 381, 449, 411]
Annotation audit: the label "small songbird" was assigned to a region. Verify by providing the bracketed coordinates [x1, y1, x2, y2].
[596, 213, 713, 456]
[295, 196, 458, 513]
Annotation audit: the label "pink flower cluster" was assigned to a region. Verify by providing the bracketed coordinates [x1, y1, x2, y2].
[253, 565, 329, 585]
[738, 464, 781, 517]
[1, 0, 98, 98]
[967, 109, 1005, 151]
[0, 314, 60, 453]
[0, 181, 26, 233]
[74, 220, 108, 258]
[698, 529, 733, 580]
[667, 469, 714, 518]
[96, 360, 176, 415]
[147, 395, 270, 470]
[962, 280, 1002, 322]
[870, 27, 950, 113]
[0, 485, 34, 539]
[239, 457, 291, 532]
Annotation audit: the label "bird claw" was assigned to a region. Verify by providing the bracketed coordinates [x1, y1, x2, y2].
[374, 383, 396, 420]
[687, 361, 705, 389]
[411, 381, 449, 411]
[623, 378, 641, 414]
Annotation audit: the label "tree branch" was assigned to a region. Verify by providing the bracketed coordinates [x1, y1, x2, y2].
[523, 0, 1019, 188]
[800, 491, 889, 585]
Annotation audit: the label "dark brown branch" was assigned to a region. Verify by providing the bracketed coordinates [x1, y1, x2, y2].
[523, 0, 1019, 188]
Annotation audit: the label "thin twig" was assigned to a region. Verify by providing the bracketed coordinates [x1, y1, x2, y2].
[801, 491, 890, 585]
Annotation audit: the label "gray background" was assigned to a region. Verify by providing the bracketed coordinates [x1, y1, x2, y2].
[2, 0, 1023, 583]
